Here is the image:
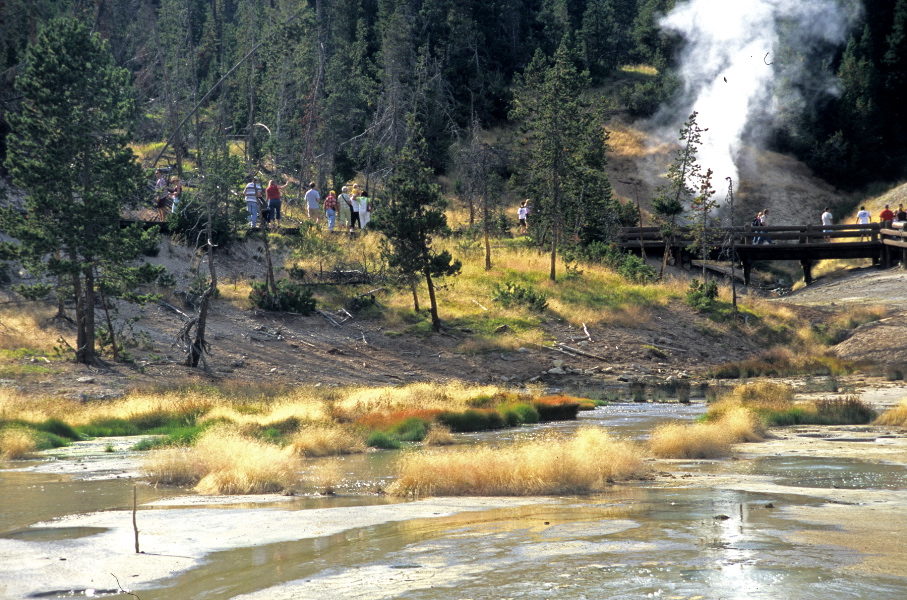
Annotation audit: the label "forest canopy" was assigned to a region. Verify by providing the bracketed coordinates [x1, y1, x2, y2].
[1, 0, 906, 191]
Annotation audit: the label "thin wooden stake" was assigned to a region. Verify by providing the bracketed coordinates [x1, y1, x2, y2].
[133, 485, 140, 554]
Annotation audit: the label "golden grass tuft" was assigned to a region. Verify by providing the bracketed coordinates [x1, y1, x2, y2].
[649, 422, 733, 459]
[423, 425, 456, 446]
[649, 405, 764, 459]
[286, 426, 366, 457]
[144, 425, 300, 494]
[387, 427, 644, 497]
[874, 399, 907, 427]
[0, 426, 37, 460]
[0, 305, 62, 354]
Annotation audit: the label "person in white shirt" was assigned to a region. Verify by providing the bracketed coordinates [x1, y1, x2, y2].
[855, 206, 871, 240]
[517, 200, 529, 233]
[244, 177, 264, 228]
[821, 207, 834, 242]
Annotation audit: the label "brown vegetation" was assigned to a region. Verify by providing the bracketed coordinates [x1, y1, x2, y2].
[388, 427, 645, 497]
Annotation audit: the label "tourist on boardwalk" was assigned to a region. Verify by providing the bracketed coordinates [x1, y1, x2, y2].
[897, 203, 907, 224]
[154, 169, 169, 222]
[518, 200, 529, 233]
[169, 176, 182, 214]
[323, 190, 339, 231]
[305, 182, 321, 223]
[880, 204, 895, 227]
[856, 205, 871, 240]
[244, 176, 264, 228]
[265, 179, 288, 229]
[821, 207, 834, 242]
[338, 186, 352, 230]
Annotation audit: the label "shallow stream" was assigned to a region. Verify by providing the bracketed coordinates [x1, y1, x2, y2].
[2, 401, 906, 599]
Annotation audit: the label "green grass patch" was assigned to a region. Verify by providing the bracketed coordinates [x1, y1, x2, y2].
[366, 431, 402, 449]
[437, 409, 506, 432]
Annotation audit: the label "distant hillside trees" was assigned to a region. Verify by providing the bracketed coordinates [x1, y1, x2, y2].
[1, 18, 162, 365]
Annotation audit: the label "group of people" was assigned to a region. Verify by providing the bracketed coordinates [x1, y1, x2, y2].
[243, 176, 288, 229]
[749, 204, 907, 245]
[153, 169, 181, 222]
[243, 177, 372, 232]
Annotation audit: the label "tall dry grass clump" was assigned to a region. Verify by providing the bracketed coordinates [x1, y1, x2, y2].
[0, 305, 61, 354]
[144, 425, 300, 494]
[0, 426, 37, 459]
[874, 399, 907, 427]
[649, 406, 764, 459]
[388, 427, 644, 497]
[286, 426, 366, 457]
[423, 425, 456, 446]
[332, 382, 505, 421]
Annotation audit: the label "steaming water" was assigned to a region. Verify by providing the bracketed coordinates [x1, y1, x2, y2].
[659, 0, 861, 187]
[2, 402, 906, 599]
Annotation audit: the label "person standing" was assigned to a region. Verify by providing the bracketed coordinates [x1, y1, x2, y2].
[348, 189, 361, 232]
[880, 204, 895, 225]
[265, 179, 288, 229]
[169, 176, 182, 215]
[305, 182, 321, 224]
[154, 169, 169, 222]
[856, 205, 871, 240]
[821, 207, 834, 242]
[323, 190, 339, 231]
[518, 200, 529, 234]
[897, 203, 907, 223]
[359, 188, 372, 229]
[338, 186, 352, 231]
[244, 176, 264, 228]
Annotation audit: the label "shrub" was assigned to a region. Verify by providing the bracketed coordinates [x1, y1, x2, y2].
[0, 426, 37, 459]
[532, 396, 582, 421]
[37, 418, 81, 440]
[249, 279, 317, 314]
[287, 426, 366, 457]
[388, 427, 645, 497]
[390, 417, 430, 442]
[143, 425, 299, 494]
[875, 399, 907, 426]
[686, 279, 718, 310]
[491, 282, 548, 311]
[366, 431, 401, 449]
[812, 396, 875, 424]
[438, 409, 506, 432]
[423, 425, 456, 446]
[499, 403, 540, 427]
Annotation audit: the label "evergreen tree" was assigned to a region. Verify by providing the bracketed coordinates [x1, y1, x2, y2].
[511, 40, 614, 281]
[2, 18, 161, 365]
[370, 126, 462, 332]
[652, 111, 705, 278]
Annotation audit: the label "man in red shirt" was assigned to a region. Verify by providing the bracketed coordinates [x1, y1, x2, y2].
[880, 204, 895, 224]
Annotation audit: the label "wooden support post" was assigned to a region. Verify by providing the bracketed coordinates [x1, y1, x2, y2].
[801, 259, 813, 285]
[742, 260, 752, 285]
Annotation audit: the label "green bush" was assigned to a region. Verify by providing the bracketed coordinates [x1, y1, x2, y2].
[492, 282, 548, 311]
[37, 418, 81, 440]
[390, 417, 429, 442]
[438, 409, 506, 432]
[249, 278, 317, 314]
[686, 279, 719, 310]
[366, 431, 402, 449]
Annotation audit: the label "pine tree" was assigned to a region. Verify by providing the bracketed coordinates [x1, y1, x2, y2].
[652, 111, 705, 278]
[370, 125, 461, 332]
[2, 18, 160, 365]
[511, 40, 614, 281]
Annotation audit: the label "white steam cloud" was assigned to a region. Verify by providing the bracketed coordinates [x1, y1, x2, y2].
[659, 0, 862, 186]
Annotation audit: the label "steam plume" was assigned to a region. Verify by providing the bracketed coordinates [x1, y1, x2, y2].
[659, 0, 862, 185]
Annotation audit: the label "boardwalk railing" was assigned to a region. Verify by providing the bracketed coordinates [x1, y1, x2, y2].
[618, 222, 907, 285]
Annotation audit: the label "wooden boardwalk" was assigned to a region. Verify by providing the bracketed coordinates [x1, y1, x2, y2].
[617, 223, 907, 285]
